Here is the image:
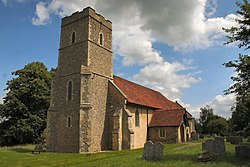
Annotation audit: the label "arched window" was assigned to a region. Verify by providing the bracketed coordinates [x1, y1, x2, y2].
[67, 81, 73, 100]
[99, 33, 103, 46]
[71, 31, 76, 44]
[135, 109, 139, 127]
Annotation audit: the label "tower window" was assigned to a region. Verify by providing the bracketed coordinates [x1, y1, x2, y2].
[135, 109, 140, 127]
[99, 33, 103, 46]
[67, 81, 73, 100]
[71, 31, 76, 44]
[67, 117, 71, 128]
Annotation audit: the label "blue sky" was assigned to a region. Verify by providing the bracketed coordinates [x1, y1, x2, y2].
[0, 0, 242, 118]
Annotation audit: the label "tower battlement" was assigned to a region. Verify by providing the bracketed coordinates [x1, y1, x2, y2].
[62, 7, 112, 30]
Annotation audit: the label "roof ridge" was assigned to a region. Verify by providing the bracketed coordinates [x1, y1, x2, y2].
[156, 108, 185, 112]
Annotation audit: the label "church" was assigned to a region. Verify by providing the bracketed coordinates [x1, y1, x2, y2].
[46, 7, 196, 153]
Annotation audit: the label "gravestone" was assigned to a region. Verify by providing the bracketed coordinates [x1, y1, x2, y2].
[226, 136, 233, 142]
[32, 143, 46, 154]
[191, 132, 199, 140]
[202, 137, 226, 156]
[235, 145, 250, 158]
[202, 139, 215, 154]
[228, 136, 243, 144]
[215, 137, 226, 155]
[142, 140, 164, 161]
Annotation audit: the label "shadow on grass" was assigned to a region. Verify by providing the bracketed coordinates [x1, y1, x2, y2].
[9, 147, 32, 153]
[216, 151, 250, 166]
[158, 151, 250, 166]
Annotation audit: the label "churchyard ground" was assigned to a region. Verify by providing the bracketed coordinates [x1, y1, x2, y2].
[0, 140, 249, 167]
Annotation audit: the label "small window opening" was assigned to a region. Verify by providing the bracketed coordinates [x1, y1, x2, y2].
[135, 109, 140, 127]
[99, 33, 103, 46]
[67, 117, 71, 128]
[159, 128, 166, 138]
[71, 32, 76, 44]
[68, 81, 73, 100]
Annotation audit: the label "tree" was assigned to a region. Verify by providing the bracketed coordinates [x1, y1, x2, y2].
[0, 62, 54, 146]
[223, 0, 250, 50]
[224, 55, 250, 98]
[194, 119, 202, 134]
[223, 0, 250, 133]
[199, 105, 220, 134]
[207, 118, 229, 136]
[230, 94, 250, 131]
[0, 104, 5, 123]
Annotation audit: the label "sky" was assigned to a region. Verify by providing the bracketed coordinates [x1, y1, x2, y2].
[0, 0, 243, 118]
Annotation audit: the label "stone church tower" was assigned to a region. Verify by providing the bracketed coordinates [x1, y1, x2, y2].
[47, 7, 113, 153]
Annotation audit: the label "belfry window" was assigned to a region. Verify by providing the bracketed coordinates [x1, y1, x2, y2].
[135, 109, 140, 127]
[99, 33, 103, 46]
[71, 31, 76, 44]
[67, 81, 73, 100]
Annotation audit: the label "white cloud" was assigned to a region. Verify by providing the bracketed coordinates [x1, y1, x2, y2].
[0, 96, 3, 104]
[30, 0, 240, 65]
[32, 0, 239, 50]
[133, 61, 201, 100]
[1, 0, 29, 5]
[32, 2, 50, 26]
[0, 90, 7, 104]
[1, 0, 7, 5]
[181, 102, 201, 119]
[32, 0, 96, 25]
[16, 0, 28, 3]
[183, 94, 236, 119]
[208, 94, 236, 118]
[112, 20, 163, 66]
[205, 0, 218, 17]
[137, 0, 238, 51]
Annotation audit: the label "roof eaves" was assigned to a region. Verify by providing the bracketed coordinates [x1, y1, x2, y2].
[127, 101, 161, 110]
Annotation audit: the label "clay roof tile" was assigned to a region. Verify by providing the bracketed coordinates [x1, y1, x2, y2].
[149, 109, 185, 127]
[113, 75, 182, 110]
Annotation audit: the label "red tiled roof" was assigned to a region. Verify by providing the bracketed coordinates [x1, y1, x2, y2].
[175, 101, 193, 119]
[186, 111, 193, 119]
[149, 109, 185, 127]
[113, 75, 182, 110]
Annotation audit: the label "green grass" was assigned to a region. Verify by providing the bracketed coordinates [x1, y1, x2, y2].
[0, 141, 249, 167]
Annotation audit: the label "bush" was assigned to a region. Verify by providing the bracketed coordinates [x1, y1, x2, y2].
[243, 124, 250, 137]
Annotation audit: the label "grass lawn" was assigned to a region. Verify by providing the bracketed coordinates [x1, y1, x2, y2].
[0, 141, 249, 167]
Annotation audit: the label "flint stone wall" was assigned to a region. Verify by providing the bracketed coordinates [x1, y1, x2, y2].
[148, 127, 178, 143]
